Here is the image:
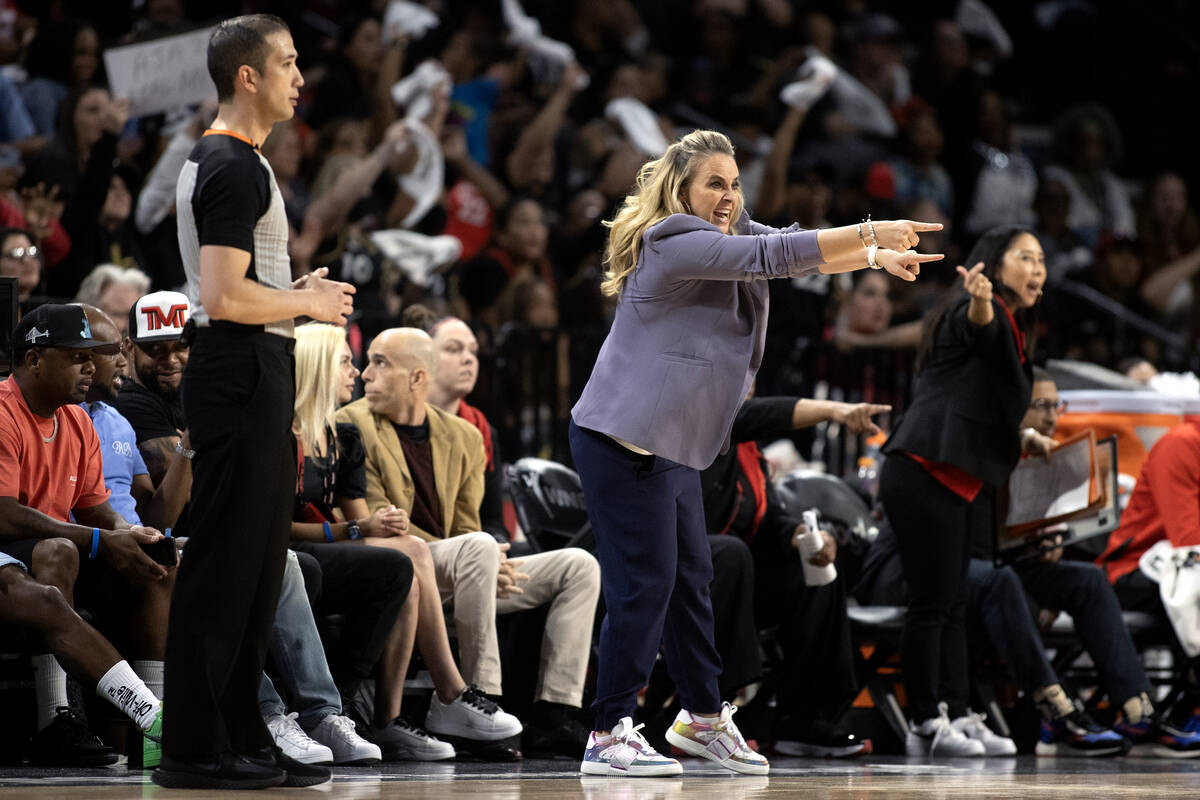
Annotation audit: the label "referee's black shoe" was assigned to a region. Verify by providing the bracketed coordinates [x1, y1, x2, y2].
[151, 752, 287, 790]
[244, 745, 332, 787]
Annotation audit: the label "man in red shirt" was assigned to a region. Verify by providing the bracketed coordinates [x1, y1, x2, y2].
[0, 303, 171, 766]
[1100, 418, 1200, 664]
[1099, 419, 1200, 591]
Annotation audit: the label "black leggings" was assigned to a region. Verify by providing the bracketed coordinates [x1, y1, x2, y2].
[879, 454, 974, 723]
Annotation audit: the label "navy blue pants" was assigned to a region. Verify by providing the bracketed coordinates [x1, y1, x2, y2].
[569, 421, 723, 730]
[968, 558, 1148, 706]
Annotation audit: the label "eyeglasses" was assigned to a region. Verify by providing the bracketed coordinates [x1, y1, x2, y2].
[1029, 398, 1067, 413]
[2, 245, 39, 261]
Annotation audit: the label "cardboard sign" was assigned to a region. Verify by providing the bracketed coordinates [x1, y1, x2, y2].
[103, 27, 217, 117]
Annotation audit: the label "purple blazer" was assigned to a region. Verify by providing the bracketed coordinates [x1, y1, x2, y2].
[572, 212, 824, 470]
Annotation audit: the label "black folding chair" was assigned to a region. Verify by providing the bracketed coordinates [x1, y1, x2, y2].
[504, 457, 593, 553]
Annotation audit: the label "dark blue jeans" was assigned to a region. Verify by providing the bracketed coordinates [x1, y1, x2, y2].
[569, 421, 722, 730]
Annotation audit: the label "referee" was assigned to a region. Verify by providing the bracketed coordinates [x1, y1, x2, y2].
[152, 15, 354, 791]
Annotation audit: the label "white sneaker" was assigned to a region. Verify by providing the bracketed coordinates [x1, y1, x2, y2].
[265, 712, 334, 765]
[308, 713, 383, 765]
[952, 711, 1017, 756]
[425, 687, 523, 741]
[580, 717, 683, 776]
[906, 703, 986, 757]
[364, 717, 455, 761]
[665, 703, 770, 775]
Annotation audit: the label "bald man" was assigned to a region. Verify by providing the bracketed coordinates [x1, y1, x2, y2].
[336, 328, 600, 756]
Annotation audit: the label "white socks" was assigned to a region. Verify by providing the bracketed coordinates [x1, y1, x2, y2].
[31, 654, 69, 731]
[97, 660, 161, 731]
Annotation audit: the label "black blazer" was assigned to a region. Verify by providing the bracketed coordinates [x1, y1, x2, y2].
[883, 297, 1033, 487]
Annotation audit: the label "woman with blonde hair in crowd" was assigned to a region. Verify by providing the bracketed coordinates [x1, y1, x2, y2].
[570, 128, 943, 776]
[291, 323, 521, 761]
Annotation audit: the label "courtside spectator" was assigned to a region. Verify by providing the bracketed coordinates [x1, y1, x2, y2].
[0, 304, 168, 766]
[292, 322, 517, 760]
[113, 292, 189, 484]
[337, 327, 600, 756]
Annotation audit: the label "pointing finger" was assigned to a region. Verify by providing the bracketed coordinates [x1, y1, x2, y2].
[912, 253, 944, 263]
[909, 221, 945, 231]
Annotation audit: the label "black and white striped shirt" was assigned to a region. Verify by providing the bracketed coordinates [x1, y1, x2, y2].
[176, 130, 294, 338]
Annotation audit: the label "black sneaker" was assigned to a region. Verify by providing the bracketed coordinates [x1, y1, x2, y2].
[29, 707, 118, 767]
[773, 719, 871, 758]
[522, 716, 590, 758]
[152, 752, 287, 790]
[244, 746, 332, 787]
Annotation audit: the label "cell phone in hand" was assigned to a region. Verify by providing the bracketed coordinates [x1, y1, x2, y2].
[140, 536, 178, 567]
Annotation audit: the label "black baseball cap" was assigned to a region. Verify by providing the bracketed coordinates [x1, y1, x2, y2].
[13, 304, 120, 355]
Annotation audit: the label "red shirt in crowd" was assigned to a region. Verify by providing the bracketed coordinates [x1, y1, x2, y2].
[0, 376, 110, 521]
[1098, 419, 1200, 583]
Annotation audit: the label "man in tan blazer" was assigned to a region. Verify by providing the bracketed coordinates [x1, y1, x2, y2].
[336, 328, 600, 755]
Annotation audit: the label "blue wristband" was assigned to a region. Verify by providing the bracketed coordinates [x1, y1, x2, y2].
[89, 528, 100, 560]
[323, 521, 334, 542]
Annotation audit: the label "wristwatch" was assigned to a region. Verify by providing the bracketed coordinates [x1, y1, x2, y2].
[346, 520, 362, 540]
[175, 441, 195, 459]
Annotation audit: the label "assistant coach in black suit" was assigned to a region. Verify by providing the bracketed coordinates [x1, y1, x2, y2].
[878, 225, 1055, 755]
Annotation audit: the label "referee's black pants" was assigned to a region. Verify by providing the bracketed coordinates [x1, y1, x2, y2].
[163, 328, 296, 758]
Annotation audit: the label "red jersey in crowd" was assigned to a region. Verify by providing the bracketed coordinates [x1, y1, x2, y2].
[1099, 419, 1200, 583]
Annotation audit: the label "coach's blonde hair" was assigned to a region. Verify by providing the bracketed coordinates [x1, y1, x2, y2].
[293, 322, 347, 458]
[601, 129, 742, 297]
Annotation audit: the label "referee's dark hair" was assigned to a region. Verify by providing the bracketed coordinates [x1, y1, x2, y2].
[207, 14, 290, 103]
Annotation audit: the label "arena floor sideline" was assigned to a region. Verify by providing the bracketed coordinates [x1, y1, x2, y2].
[2, 754, 1199, 799]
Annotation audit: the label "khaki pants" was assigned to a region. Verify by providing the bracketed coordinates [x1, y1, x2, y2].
[428, 532, 600, 706]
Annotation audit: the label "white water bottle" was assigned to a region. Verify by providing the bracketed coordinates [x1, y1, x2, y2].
[797, 508, 837, 587]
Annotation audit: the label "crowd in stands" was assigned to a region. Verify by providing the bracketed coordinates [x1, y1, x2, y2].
[5, 0, 1200, 771]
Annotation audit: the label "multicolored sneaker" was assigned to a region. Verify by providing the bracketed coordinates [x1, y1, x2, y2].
[581, 717, 682, 776]
[665, 703, 769, 775]
[1114, 716, 1200, 758]
[1035, 709, 1128, 757]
